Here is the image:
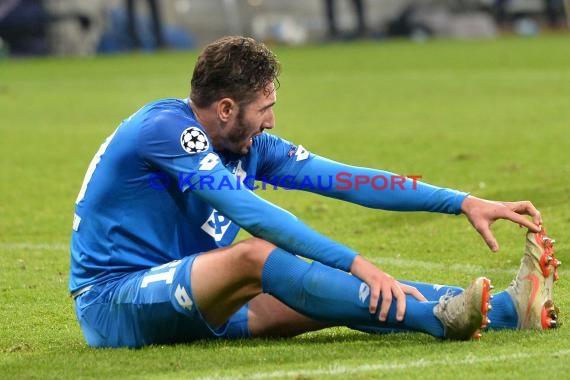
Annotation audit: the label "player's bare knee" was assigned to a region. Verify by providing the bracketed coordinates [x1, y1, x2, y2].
[239, 237, 276, 254]
[235, 238, 276, 272]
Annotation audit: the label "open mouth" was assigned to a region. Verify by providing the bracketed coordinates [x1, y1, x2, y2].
[248, 131, 264, 146]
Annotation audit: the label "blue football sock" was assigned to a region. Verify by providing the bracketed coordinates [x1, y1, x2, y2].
[222, 305, 251, 339]
[261, 248, 445, 337]
[399, 280, 464, 301]
[351, 281, 464, 335]
[487, 290, 518, 329]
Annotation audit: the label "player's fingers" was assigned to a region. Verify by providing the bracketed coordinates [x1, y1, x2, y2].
[475, 222, 499, 252]
[502, 207, 541, 232]
[368, 285, 380, 315]
[378, 283, 392, 322]
[400, 283, 427, 302]
[393, 284, 407, 321]
[507, 201, 542, 227]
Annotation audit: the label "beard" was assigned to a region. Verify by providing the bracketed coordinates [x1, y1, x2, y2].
[226, 110, 255, 155]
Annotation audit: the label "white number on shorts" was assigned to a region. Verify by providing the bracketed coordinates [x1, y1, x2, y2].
[174, 285, 193, 311]
[140, 260, 181, 288]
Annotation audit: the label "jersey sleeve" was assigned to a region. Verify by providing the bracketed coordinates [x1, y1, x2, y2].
[190, 170, 358, 271]
[254, 133, 314, 180]
[253, 134, 466, 214]
[136, 111, 215, 189]
[292, 155, 468, 214]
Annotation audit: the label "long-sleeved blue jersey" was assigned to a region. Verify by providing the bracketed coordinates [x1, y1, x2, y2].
[70, 98, 467, 293]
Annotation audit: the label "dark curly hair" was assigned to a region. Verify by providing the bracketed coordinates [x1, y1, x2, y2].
[190, 36, 281, 108]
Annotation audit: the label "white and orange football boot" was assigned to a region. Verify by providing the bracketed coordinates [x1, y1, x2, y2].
[434, 276, 493, 340]
[506, 228, 560, 329]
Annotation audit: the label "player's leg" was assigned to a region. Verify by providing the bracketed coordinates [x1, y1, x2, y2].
[228, 290, 472, 339]
[192, 237, 408, 334]
[323, 0, 338, 38]
[398, 280, 463, 300]
[125, 0, 141, 48]
[190, 237, 490, 340]
[226, 293, 417, 339]
[338, 229, 561, 336]
[385, 281, 516, 332]
[247, 294, 330, 337]
[189, 238, 275, 328]
[223, 293, 403, 339]
[190, 239, 342, 337]
[147, 0, 166, 48]
[75, 236, 489, 347]
[397, 278, 519, 331]
[260, 245, 490, 339]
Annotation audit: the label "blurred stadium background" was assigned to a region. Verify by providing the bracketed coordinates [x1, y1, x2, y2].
[0, 0, 568, 57]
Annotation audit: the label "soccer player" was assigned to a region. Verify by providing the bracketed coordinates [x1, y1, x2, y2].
[69, 36, 559, 348]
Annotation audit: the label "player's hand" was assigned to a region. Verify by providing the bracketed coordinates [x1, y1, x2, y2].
[461, 195, 542, 252]
[350, 255, 426, 322]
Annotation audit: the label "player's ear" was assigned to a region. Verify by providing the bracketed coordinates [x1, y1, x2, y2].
[217, 98, 236, 122]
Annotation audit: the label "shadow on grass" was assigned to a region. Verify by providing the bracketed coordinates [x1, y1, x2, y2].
[172, 328, 440, 352]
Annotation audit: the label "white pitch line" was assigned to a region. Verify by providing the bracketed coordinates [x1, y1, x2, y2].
[371, 257, 523, 276]
[370, 256, 568, 277]
[197, 349, 570, 380]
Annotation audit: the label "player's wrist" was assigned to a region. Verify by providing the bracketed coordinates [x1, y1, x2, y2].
[350, 255, 375, 279]
[460, 195, 477, 215]
[349, 254, 362, 274]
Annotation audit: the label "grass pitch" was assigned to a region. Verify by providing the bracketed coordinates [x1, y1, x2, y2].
[1, 35, 569, 379]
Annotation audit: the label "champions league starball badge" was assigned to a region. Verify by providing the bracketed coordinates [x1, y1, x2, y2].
[180, 127, 209, 154]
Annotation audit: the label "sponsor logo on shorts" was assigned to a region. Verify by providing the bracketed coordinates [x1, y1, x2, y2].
[359, 282, 370, 303]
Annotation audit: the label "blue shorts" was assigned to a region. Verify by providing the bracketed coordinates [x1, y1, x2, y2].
[74, 254, 250, 348]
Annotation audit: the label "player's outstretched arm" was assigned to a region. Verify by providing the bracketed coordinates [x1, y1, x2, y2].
[460, 195, 542, 252]
[290, 155, 467, 214]
[289, 155, 543, 252]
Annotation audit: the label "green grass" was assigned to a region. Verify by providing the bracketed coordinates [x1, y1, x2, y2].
[1, 35, 569, 379]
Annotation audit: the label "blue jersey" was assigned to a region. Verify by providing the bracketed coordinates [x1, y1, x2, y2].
[70, 98, 467, 293]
